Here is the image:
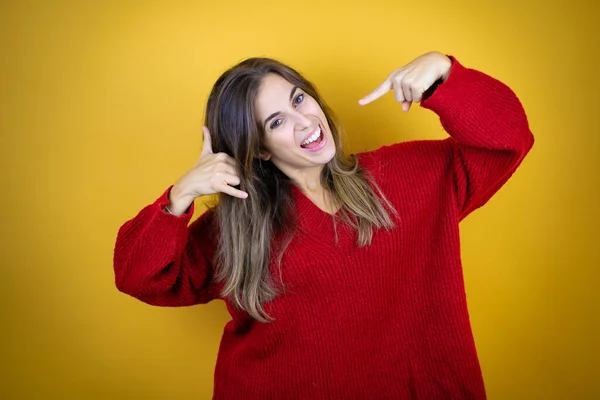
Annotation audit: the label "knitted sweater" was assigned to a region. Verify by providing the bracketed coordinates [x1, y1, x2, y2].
[113, 57, 534, 399]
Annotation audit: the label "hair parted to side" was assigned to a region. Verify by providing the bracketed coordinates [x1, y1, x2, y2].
[204, 57, 398, 323]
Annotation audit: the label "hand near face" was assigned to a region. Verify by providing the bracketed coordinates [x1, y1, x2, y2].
[358, 51, 452, 112]
[167, 127, 248, 215]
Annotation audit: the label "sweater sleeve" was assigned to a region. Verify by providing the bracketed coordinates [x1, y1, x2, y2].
[371, 56, 534, 221]
[113, 186, 220, 306]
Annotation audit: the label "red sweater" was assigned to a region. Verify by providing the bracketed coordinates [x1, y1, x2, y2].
[113, 57, 534, 399]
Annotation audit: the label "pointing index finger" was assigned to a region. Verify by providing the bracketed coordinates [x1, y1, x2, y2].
[358, 77, 392, 106]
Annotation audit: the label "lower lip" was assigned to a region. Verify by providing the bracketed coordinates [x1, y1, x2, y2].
[301, 126, 327, 152]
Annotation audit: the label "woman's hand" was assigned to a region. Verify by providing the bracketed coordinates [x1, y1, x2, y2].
[168, 127, 248, 215]
[358, 51, 452, 112]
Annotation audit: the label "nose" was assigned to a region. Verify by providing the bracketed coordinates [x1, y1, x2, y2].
[292, 109, 312, 131]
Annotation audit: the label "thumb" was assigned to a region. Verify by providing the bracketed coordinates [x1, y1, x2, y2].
[201, 126, 214, 156]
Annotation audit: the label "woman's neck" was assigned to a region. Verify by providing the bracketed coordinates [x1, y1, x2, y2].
[290, 166, 339, 215]
[290, 165, 324, 194]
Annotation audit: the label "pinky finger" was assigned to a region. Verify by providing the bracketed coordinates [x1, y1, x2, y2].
[219, 184, 249, 199]
[411, 85, 425, 103]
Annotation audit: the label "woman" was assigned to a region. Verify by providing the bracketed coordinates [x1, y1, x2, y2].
[113, 51, 534, 399]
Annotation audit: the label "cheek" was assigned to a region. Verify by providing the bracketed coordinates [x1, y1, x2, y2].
[307, 100, 331, 130]
[263, 127, 297, 154]
[307, 99, 325, 116]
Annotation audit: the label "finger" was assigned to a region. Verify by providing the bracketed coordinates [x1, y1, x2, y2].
[401, 78, 413, 102]
[213, 162, 239, 177]
[402, 101, 412, 112]
[411, 74, 431, 104]
[216, 173, 242, 187]
[217, 178, 248, 199]
[201, 126, 213, 156]
[214, 152, 238, 169]
[392, 80, 405, 104]
[411, 86, 424, 103]
[358, 78, 392, 105]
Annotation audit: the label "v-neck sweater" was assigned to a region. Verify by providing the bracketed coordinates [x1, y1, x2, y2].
[113, 56, 534, 399]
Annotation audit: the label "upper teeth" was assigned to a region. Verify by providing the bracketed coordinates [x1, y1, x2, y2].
[301, 127, 322, 146]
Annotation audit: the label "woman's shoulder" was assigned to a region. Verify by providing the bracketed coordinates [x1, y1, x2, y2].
[356, 139, 453, 174]
[353, 139, 457, 208]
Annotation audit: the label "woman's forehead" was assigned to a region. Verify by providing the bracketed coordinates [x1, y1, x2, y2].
[259, 74, 294, 97]
[256, 74, 296, 114]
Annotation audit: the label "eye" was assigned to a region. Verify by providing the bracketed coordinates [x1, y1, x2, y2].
[293, 93, 304, 106]
[270, 118, 282, 130]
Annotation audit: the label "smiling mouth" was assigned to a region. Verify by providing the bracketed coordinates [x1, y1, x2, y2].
[300, 125, 324, 149]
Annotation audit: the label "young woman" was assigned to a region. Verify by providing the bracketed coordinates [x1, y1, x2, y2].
[113, 51, 534, 399]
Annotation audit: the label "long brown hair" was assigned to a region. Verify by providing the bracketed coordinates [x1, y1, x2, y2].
[204, 58, 397, 322]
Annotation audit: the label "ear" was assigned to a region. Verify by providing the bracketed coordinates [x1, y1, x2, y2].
[257, 151, 272, 161]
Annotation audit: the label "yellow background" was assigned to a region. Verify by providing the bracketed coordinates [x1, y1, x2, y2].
[1, 0, 598, 399]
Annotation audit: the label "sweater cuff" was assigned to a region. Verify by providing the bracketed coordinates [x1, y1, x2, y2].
[155, 185, 195, 220]
[419, 55, 472, 113]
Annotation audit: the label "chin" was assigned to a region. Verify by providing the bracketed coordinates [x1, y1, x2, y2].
[324, 147, 337, 163]
[313, 148, 336, 168]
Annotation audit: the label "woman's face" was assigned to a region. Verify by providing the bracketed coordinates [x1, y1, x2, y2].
[255, 73, 336, 178]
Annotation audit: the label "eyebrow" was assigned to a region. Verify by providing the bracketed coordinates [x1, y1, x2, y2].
[263, 86, 299, 128]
